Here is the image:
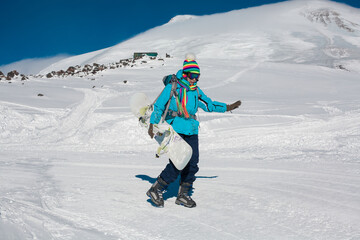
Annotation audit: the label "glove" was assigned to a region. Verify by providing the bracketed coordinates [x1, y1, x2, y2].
[148, 123, 154, 139]
[226, 100, 241, 112]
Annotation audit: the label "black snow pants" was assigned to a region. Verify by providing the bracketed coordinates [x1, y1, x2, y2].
[159, 134, 199, 185]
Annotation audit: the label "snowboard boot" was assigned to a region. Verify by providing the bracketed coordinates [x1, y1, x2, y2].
[146, 177, 168, 207]
[175, 182, 196, 208]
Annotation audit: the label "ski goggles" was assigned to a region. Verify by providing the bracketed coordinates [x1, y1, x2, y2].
[187, 72, 200, 80]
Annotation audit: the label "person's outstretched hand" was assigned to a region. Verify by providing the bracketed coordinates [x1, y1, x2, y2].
[148, 123, 155, 139]
[226, 100, 241, 112]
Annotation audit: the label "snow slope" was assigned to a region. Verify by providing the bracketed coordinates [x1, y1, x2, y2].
[0, 55, 70, 75]
[1, 0, 360, 239]
[39, 0, 360, 74]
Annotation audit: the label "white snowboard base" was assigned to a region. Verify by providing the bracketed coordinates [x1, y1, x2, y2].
[130, 93, 193, 170]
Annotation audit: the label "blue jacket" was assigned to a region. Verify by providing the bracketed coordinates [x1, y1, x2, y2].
[150, 70, 227, 135]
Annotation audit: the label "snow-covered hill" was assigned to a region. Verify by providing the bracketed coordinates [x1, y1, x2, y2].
[1, 0, 360, 239]
[39, 0, 360, 74]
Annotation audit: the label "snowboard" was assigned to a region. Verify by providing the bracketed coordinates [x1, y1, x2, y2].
[130, 93, 193, 170]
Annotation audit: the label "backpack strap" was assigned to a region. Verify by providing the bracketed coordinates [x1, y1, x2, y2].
[161, 80, 178, 123]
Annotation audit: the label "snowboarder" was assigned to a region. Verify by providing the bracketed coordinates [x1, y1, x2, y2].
[147, 54, 241, 208]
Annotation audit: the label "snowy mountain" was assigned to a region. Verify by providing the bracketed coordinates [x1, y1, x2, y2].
[40, 0, 360, 74]
[1, 0, 360, 240]
[0, 55, 70, 75]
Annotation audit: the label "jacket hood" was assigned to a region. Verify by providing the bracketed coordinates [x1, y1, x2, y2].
[176, 69, 184, 80]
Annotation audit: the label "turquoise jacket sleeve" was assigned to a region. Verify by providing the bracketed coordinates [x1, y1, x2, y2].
[150, 84, 173, 124]
[198, 88, 227, 113]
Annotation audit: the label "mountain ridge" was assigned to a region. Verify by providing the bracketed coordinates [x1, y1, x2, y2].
[1, 0, 359, 77]
[38, 0, 359, 74]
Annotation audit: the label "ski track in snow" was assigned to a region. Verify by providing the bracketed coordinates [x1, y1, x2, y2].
[205, 61, 264, 90]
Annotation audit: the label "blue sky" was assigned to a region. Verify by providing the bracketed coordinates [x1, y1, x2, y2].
[0, 0, 359, 67]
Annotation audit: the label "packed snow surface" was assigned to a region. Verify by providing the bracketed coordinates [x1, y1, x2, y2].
[1, 0, 360, 239]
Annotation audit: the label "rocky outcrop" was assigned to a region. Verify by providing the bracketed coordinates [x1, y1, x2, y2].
[302, 8, 359, 32]
[66, 66, 76, 75]
[21, 74, 28, 80]
[7, 70, 19, 79]
[1, 54, 168, 81]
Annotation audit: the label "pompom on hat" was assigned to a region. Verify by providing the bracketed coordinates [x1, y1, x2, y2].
[182, 53, 200, 74]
